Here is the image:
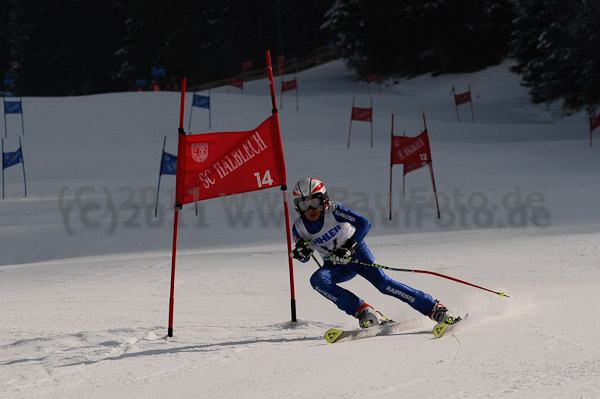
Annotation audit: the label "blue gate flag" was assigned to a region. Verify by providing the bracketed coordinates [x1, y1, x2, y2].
[155, 137, 177, 216]
[188, 91, 212, 130]
[2, 137, 26, 198]
[2, 145, 22, 169]
[160, 151, 177, 175]
[151, 66, 166, 77]
[192, 94, 210, 109]
[4, 101, 22, 114]
[135, 78, 147, 89]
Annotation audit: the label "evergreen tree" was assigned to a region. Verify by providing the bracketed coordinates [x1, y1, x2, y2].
[0, 0, 19, 89]
[323, 0, 515, 78]
[0, 2, 11, 83]
[1, 0, 332, 95]
[279, 0, 334, 59]
[111, 0, 334, 90]
[13, 0, 125, 95]
[512, 0, 600, 110]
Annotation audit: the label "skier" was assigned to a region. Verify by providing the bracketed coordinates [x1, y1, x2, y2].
[290, 177, 454, 328]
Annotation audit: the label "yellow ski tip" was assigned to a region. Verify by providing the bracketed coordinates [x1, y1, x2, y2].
[325, 329, 343, 343]
[433, 323, 448, 339]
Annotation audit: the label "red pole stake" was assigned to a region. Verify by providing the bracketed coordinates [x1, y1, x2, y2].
[370, 97, 373, 148]
[295, 73, 299, 111]
[402, 129, 406, 197]
[452, 85, 461, 123]
[348, 96, 354, 148]
[428, 162, 441, 219]
[168, 211, 179, 337]
[389, 113, 394, 221]
[168, 77, 187, 337]
[179, 78, 186, 127]
[422, 113, 440, 218]
[469, 84, 475, 123]
[589, 104, 593, 148]
[266, 51, 297, 324]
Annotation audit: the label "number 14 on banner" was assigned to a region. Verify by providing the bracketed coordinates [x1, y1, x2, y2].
[254, 170, 273, 188]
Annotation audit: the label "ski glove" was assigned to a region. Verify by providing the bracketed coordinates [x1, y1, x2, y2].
[330, 238, 358, 265]
[291, 238, 313, 261]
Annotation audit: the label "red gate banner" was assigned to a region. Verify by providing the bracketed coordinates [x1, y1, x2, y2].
[591, 114, 600, 133]
[242, 60, 253, 70]
[230, 77, 243, 89]
[282, 78, 297, 92]
[367, 73, 381, 95]
[348, 96, 374, 148]
[367, 73, 379, 83]
[388, 113, 440, 220]
[391, 130, 432, 175]
[277, 55, 285, 75]
[452, 84, 474, 122]
[352, 106, 372, 122]
[175, 115, 285, 205]
[454, 91, 471, 105]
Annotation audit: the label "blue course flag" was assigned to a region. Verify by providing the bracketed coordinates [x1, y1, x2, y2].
[4, 101, 22, 114]
[135, 78, 147, 89]
[2, 146, 22, 169]
[160, 151, 177, 175]
[192, 94, 210, 109]
[151, 66, 166, 77]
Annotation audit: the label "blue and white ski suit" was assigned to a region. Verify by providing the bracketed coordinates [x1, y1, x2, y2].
[292, 201, 436, 317]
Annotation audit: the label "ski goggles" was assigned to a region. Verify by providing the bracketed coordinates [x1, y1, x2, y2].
[294, 196, 322, 211]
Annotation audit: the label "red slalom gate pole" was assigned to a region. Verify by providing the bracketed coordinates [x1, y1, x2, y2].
[422, 113, 440, 219]
[348, 257, 509, 298]
[168, 212, 179, 337]
[168, 77, 187, 337]
[266, 50, 297, 324]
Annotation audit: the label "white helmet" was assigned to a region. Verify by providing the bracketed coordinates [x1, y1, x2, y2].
[292, 177, 329, 214]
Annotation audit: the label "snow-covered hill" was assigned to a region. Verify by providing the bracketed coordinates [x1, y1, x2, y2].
[1, 59, 599, 398]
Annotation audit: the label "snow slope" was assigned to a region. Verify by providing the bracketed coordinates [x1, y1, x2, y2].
[1, 59, 599, 398]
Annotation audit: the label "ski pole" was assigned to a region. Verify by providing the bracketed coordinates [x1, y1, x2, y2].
[311, 254, 323, 268]
[348, 257, 509, 298]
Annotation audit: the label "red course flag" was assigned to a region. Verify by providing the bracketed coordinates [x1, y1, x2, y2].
[230, 77, 243, 90]
[242, 60, 253, 70]
[351, 106, 372, 122]
[452, 84, 474, 122]
[389, 113, 440, 219]
[454, 91, 471, 105]
[591, 114, 600, 133]
[590, 109, 600, 147]
[281, 74, 299, 111]
[282, 79, 297, 92]
[175, 115, 285, 205]
[366, 73, 381, 95]
[348, 96, 374, 148]
[391, 131, 432, 175]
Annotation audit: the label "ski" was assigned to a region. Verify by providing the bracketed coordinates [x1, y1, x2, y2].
[432, 314, 468, 339]
[324, 319, 420, 344]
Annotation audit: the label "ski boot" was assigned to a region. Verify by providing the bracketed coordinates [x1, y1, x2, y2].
[428, 300, 455, 324]
[356, 302, 388, 329]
